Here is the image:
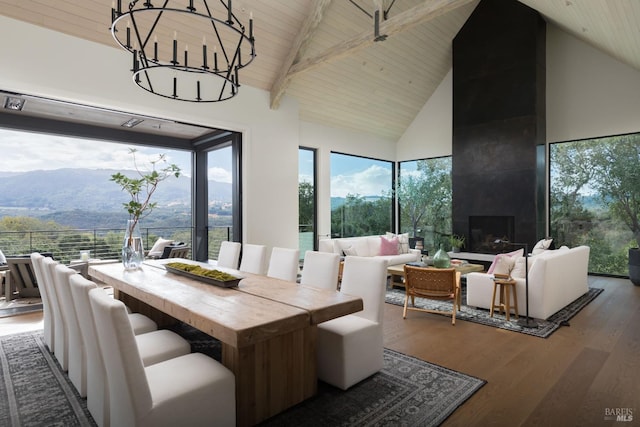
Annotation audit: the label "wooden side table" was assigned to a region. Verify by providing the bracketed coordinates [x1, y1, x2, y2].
[337, 260, 344, 289]
[490, 276, 519, 321]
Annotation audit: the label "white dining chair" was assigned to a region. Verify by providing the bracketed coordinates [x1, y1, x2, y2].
[89, 286, 236, 427]
[30, 253, 55, 351]
[316, 256, 388, 390]
[42, 256, 69, 370]
[54, 264, 88, 396]
[300, 250, 340, 290]
[127, 310, 159, 335]
[69, 274, 193, 427]
[239, 243, 267, 275]
[267, 247, 300, 282]
[210, 241, 241, 269]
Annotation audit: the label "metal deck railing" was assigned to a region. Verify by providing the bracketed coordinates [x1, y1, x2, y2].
[0, 226, 233, 264]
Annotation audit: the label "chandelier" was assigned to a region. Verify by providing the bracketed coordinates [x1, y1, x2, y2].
[110, 0, 256, 102]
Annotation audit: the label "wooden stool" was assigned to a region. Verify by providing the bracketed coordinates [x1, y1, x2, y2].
[490, 278, 519, 321]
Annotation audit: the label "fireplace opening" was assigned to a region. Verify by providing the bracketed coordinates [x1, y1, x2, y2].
[469, 216, 515, 254]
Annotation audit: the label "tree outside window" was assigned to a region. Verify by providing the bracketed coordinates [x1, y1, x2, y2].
[398, 157, 452, 253]
[550, 132, 640, 275]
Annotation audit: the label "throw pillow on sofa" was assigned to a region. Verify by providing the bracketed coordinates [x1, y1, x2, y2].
[385, 232, 409, 254]
[531, 238, 553, 255]
[487, 248, 524, 274]
[342, 246, 358, 256]
[337, 239, 370, 257]
[379, 236, 399, 255]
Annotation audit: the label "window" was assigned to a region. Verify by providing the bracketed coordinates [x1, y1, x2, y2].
[330, 152, 394, 238]
[0, 127, 192, 261]
[0, 93, 243, 262]
[550, 132, 640, 276]
[299, 147, 316, 253]
[207, 145, 234, 259]
[398, 157, 452, 253]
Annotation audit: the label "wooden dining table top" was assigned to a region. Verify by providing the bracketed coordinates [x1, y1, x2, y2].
[88, 259, 363, 348]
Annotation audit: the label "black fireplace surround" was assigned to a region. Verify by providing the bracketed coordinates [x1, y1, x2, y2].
[451, 0, 546, 253]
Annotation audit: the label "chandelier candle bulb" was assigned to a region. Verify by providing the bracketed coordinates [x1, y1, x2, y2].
[153, 36, 158, 61]
[249, 12, 253, 39]
[184, 44, 188, 68]
[172, 31, 177, 64]
[126, 21, 130, 47]
[202, 36, 208, 69]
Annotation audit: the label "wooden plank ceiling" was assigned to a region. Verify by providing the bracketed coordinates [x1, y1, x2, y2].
[1, 0, 639, 141]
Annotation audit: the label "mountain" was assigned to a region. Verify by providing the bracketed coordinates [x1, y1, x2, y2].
[0, 168, 232, 212]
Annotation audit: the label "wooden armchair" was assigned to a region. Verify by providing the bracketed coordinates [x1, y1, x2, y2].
[402, 265, 461, 325]
[5, 256, 40, 300]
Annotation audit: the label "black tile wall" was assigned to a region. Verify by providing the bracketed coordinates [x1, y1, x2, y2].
[451, 0, 546, 253]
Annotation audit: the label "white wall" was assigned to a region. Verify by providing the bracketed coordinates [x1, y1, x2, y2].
[546, 25, 640, 142]
[0, 15, 301, 250]
[396, 70, 453, 161]
[396, 25, 640, 159]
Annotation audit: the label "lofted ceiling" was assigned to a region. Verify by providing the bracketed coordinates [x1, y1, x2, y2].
[1, 0, 639, 141]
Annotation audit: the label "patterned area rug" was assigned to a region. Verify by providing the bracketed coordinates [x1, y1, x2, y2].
[0, 329, 486, 427]
[0, 297, 43, 318]
[169, 322, 486, 426]
[385, 287, 604, 338]
[260, 348, 485, 427]
[0, 332, 95, 426]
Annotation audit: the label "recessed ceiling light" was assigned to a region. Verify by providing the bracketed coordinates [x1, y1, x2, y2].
[121, 118, 144, 128]
[3, 96, 26, 111]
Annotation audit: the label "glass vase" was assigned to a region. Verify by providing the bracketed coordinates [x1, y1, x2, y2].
[122, 219, 145, 269]
[433, 244, 451, 268]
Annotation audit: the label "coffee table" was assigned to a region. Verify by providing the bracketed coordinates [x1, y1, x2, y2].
[387, 262, 484, 288]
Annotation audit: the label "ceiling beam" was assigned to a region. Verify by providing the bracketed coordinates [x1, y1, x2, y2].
[273, 0, 476, 106]
[270, 0, 333, 109]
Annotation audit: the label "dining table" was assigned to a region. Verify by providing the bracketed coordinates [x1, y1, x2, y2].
[88, 258, 363, 426]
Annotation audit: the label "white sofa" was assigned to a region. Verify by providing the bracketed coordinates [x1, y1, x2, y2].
[318, 235, 421, 266]
[466, 245, 590, 320]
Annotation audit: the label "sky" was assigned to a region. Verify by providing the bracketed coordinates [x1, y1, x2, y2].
[299, 150, 393, 197]
[0, 128, 233, 183]
[329, 153, 393, 198]
[2, 128, 393, 196]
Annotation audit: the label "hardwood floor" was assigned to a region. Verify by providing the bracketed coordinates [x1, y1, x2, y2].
[0, 311, 43, 336]
[384, 275, 640, 427]
[1, 275, 637, 426]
